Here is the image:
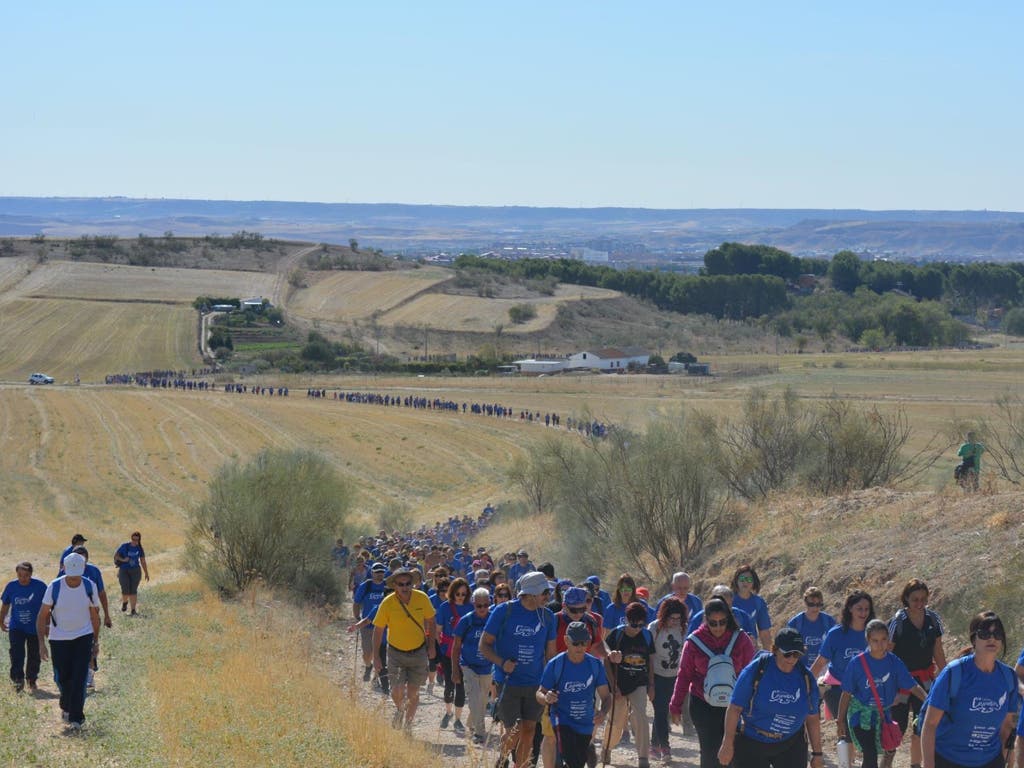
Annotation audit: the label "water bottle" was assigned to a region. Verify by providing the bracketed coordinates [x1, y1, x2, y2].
[837, 739, 852, 768]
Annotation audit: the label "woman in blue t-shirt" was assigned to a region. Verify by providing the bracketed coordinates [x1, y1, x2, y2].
[838, 620, 927, 768]
[603, 573, 637, 634]
[719, 627, 824, 768]
[787, 586, 837, 670]
[114, 531, 149, 615]
[811, 589, 875, 721]
[436, 577, 473, 733]
[731, 564, 773, 650]
[921, 611, 1019, 768]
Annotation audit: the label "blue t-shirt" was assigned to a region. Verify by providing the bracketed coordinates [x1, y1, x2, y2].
[604, 602, 628, 631]
[116, 542, 145, 569]
[819, 625, 867, 680]
[928, 657, 1020, 767]
[353, 579, 388, 616]
[688, 607, 757, 639]
[732, 655, 820, 742]
[1, 578, 48, 634]
[83, 564, 105, 592]
[454, 611, 492, 674]
[788, 611, 837, 668]
[732, 593, 772, 638]
[841, 652, 916, 726]
[508, 562, 535, 586]
[540, 652, 608, 735]
[437, 601, 473, 655]
[656, 592, 703, 621]
[483, 599, 556, 686]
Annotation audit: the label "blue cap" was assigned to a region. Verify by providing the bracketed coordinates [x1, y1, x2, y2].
[586, 575, 600, 586]
[563, 587, 589, 606]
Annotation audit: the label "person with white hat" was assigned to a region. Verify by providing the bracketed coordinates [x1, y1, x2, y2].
[36, 552, 100, 730]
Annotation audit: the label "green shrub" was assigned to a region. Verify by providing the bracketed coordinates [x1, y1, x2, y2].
[186, 449, 354, 600]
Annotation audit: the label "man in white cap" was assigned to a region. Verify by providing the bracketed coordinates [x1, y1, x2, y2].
[480, 571, 557, 768]
[36, 552, 100, 730]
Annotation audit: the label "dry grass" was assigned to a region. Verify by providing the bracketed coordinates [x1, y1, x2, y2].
[14, 259, 276, 303]
[287, 267, 451, 322]
[378, 284, 619, 333]
[148, 582, 438, 767]
[0, 298, 196, 380]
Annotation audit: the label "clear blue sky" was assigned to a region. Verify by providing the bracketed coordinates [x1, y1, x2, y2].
[2, 2, 1021, 210]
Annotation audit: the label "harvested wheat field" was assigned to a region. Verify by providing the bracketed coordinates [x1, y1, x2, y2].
[287, 266, 452, 321]
[0, 384, 539, 570]
[0, 298, 196, 381]
[13, 259, 277, 303]
[377, 283, 620, 332]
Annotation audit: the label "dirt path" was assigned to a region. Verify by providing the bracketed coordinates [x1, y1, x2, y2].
[315, 603, 707, 768]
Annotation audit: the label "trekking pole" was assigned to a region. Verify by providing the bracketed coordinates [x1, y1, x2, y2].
[601, 665, 618, 766]
[482, 677, 509, 768]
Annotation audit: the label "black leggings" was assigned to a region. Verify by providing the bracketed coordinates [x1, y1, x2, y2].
[438, 653, 465, 707]
[734, 731, 807, 768]
[936, 752, 1005, 768]
[854, 726, 880, 768]
[690, 695, 728, 768]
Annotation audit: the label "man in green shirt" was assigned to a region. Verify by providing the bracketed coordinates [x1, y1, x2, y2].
[957, 431, 984, 491]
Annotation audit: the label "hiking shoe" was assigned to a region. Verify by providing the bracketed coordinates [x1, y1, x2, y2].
[649, 746, 663, 761]
[621, 728, 631, 744]
[453, 718, 466, 734]
[130, 610, 138, 616]
[121, 602, 128, 612]
[638, 758, 650, 768]
[473, 732, 486, 744]
[14, 680, 24, 693]
[68, 721, 84, 732]
[61, 710, 70, 722]
[27, 680, 38, 693]
[392, 710, 404, 729]
[363, 665, 372, 682]
[441, 712, 452, 729]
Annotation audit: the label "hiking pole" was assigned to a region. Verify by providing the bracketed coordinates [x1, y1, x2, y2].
[601, 664, 618, 766]
[483, 677, 509, 768]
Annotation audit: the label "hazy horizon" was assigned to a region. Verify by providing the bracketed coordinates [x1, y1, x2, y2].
[3, 3, 1022, 211]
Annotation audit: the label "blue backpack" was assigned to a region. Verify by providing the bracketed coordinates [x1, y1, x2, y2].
[50, 577, 95, 628]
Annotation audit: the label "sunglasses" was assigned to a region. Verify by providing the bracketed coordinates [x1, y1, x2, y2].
[566, 606, 586, 614]
[569, 639, 588, 647]
[976, 628, 1004, 640]
[781, 650, 804, 659]
[629, 620, 647, 628]
[737, 575, 754, 583]
[706, 618, 728, 628]
[474, 603, 491, 608]
[805, 602, 824, 608]
[455, 591, 469, 597]
[394, 581, 412, 588]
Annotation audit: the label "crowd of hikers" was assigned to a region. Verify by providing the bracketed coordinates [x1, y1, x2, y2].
[2, 532, 150, 731]
[346, 515, 1019, 768]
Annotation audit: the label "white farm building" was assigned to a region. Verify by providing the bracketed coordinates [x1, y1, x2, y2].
[567, 346, 649, 371]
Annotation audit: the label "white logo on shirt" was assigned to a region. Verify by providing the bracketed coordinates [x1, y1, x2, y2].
[970, 693, 1008, 714]
[769, 688, 802, 705]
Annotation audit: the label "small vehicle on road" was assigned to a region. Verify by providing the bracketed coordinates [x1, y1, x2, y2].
[29, 373, 54, 384]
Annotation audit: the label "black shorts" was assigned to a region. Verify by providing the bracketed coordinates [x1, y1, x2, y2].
[118, 567, 143, 596]
[496, 684, 544, 727]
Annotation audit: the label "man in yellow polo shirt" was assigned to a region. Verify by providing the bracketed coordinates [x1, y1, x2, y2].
[373, 567, 437, 731]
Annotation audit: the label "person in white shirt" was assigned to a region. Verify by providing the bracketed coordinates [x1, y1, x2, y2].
[36, 552, 100, 730]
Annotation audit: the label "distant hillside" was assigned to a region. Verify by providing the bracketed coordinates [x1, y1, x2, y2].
[3, 197, 1024, 260]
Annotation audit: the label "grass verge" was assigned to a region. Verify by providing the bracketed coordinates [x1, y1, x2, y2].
[0, 577, 437, 767]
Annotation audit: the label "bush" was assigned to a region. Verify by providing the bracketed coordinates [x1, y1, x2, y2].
[508, 303, 538, 324]
[185, 449, 354, 600]
[1003, 307, 1024, 337]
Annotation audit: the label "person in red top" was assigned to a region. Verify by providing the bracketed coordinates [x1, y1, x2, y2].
[669, 597, 755, 768]
[554, 587, 606, 655]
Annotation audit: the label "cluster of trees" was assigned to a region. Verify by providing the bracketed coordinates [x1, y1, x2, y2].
[774, 290, 969, 348]
[702, 242, 828, 280]
[508, 303, 538, 324]
[303, 244, 393, 271]
[454, 254, 790, 320]
[829, 251, 1024, 312]
[509, 390, 942, 581]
